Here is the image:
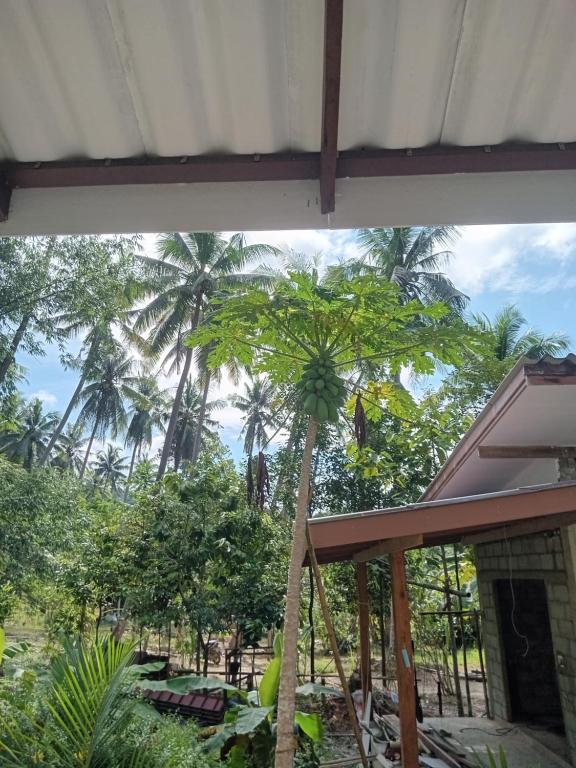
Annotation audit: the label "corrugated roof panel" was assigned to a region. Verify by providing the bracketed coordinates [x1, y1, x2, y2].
[339, 0, 467, 150]
[0, 0, 323, 162]
[440, 0, 576, 146]
[1, 0, 576, 164]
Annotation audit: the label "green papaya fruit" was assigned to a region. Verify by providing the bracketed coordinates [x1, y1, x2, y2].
[315, 379, 326, 391]
[304, 393, 318, 414]
[316, 398, 329, 422]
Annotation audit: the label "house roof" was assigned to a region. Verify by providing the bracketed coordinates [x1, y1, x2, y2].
[423, 354, 576, 502]
[307, 481, 576, 564]
[2, 1, 576, 234]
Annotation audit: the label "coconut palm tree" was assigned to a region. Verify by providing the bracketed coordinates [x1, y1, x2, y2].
[92, 444, 129, 494]
[474, 304, 569, 361]
[76, 354, 139, 478]
[134, 232, 277, 478]
[0, 398, 59, 469]
[170, 378, 223, 470]
[124, 375, 168, 491]
[52, 421, 87, 475]
[344, 226, 468, 312]
[232, 376, 277, 460]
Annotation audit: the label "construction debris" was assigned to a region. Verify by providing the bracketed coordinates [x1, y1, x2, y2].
[372, 713, 477, 767]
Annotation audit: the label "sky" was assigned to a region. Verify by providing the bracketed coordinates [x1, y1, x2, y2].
[18, 223, 576, 463]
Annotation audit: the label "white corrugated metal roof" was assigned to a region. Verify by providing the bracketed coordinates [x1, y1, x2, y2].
[1, 0, 576, 233]
[2, 0, 576, 163]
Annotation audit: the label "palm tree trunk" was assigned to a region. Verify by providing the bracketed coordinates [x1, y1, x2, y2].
[0, 314, 31, 386]
[275, 416, 318, 768]
[80, 421, 98, 479]
[40, 372, 87, 466]
[190, 371, 211, 466]
[157, 347, 194, 479]
[124, 440, 139, 500]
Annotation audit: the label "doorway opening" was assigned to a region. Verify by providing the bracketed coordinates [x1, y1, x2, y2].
[495, 578, 564, 732]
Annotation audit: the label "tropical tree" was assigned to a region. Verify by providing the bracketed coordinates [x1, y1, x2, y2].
[232, 376, 277, 460]
[124, 375, 168, 488]
[191, 269, 470, 767]
[40, 237, 142, 466]
[134, 232, 277, 478]
[0, 398, 59, 469]
[92, 444, 129, 494]
[445, 304, 570, 416]
[76, 354, 139, 478]
[474, 304, 569, 361]
[344, 226, 468, 312]
[171, 378, 223, 470]
[53, 422, 87, 475]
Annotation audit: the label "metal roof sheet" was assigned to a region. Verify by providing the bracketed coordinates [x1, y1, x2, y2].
[2, 0, 576, 233]
[2, 0, 576, 164]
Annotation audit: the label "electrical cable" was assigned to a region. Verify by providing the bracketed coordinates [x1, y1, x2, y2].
[505, 536, 530, 658]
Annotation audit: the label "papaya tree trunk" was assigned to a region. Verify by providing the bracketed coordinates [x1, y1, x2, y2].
[275, 416, 318, 768]
[0, 313, 31, 386]
[158, 300, 201, 479]
[190, 371, 211, 466]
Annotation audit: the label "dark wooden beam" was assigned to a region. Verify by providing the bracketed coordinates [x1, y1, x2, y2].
[389, 551, 419, 768]
[319, 0, 344, 215]
[0, 174, 11, 221]
[478, 445, 576, 459]
[353, 534, 423, 562]
[4, 142, 576, 193]
[356, 561, 372, 710]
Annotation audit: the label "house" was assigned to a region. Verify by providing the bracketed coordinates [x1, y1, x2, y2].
[309, 354, 576, 765]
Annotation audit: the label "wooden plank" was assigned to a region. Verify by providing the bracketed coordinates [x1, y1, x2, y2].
[354, 534, 423, 562]
[356, 561, 372, 707]
[319, 0, 343, 214]
[306, 526, 370, 768]
[478, 445, 576, 459]
[389, 551, 419, 768]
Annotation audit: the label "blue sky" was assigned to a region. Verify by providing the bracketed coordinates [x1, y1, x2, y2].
[18, 223, 576, 463]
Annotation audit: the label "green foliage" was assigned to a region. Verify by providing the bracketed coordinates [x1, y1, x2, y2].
[0, 639, 155, 767]
[0, 458, 85, 623]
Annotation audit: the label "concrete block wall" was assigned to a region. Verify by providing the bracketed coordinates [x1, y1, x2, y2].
[475, 530, 576, 763]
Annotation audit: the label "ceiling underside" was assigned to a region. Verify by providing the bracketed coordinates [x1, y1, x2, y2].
[1, 0, 576, 233]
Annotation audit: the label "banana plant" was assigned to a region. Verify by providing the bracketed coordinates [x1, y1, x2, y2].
[143, 633, 341, 768]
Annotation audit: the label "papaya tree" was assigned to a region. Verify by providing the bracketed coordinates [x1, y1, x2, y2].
[190, 269, 471, 768]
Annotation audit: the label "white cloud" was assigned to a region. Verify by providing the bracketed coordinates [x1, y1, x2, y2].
[30, 389, 58, 406]
[446, 223, 576, 296]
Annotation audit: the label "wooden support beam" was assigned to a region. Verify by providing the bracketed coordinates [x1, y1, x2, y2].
[353, 534, 423, 562]
[478, 445, 576, 459]
[389, 551, 419, 768]
[356, 561, 372, 709]
[0, 174, 11, 221]
[461, 511, 576, 545]
[319, 0, 343, 214]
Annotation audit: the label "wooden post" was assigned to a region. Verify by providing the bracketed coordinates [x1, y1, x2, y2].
[306, 526, 369, 768]
[389, 550, 419, 768]
[356, 561, 372, 709]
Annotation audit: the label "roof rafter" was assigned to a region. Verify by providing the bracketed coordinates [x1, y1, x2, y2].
[319, 0, 344, 215]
